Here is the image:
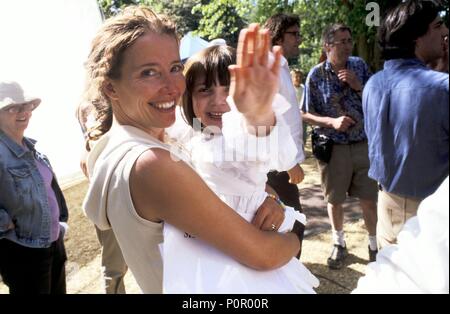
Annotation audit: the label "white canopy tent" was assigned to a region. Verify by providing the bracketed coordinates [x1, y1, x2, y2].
[0, 0, 103, 187]
[179, 32, 209, 61]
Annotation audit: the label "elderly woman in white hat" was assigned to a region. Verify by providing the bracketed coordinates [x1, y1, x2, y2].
[0, 81, 68, 294]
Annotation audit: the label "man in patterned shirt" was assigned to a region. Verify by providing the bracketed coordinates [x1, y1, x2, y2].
[302, 23, 378, 269]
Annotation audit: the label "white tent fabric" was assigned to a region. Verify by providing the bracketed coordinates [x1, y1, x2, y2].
[179, 32, 209, 61]
[0, 0, 103, 186]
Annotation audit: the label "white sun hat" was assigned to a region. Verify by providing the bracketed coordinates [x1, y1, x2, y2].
[0, 80, 41, 110]
[208, 38, 226, 47]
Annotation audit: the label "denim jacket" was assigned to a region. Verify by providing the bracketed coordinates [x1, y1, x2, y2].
[0, 130, 68, 248]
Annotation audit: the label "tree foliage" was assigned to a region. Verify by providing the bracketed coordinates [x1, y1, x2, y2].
[98, 0, 142, 18]
[294, 0, 345, 74]
[97, 0, 449, 73]
[295, 0, 448, 73]
[98, 0, 252, 45]
[158, 0, 205, 36]
[192, 0, 252, 46]
[97, 0, 203, 35]
[339, 0, 404, 71]
[251, 0, 294, 24]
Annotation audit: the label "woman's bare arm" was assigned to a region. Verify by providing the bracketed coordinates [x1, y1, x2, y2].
[130, 148, 300, 270]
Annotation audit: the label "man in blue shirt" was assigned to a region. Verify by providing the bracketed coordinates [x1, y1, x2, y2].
[303, 24, 378, 269]
[363, 0, 449, 249]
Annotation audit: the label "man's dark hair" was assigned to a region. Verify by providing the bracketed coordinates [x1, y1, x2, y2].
[378, 0, 443, 60]
[322, 23, 352, 45]
[264, 13, 300, 46]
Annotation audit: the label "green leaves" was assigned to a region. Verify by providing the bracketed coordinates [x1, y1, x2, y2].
[97, 0, 448, 71]
[193, 0, 251, 45]
[251, 0, 294, 24]
[98, 0, 141, 18]
[97, 0, 203, 35]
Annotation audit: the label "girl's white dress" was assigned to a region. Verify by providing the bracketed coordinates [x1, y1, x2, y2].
[163, 95, 319, 293]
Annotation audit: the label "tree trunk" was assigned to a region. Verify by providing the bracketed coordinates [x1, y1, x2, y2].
[356, 36, 369, 66]
[372, 42, 382, 72]
[356, 35, 383, 73]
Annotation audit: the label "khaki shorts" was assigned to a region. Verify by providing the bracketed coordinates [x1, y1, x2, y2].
[317, 140, 377, 205]
[377, 190, 422, 249]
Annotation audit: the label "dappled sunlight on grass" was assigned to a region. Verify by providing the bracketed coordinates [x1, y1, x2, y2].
[301, 220, 370, 294]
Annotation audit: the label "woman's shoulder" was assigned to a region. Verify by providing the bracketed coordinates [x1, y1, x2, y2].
[134, 146, 176, 170]
[130, 146, 198, 206]
[102, 124, 173, 156]
[87, 125, 165, 173]
[111, 125, 192, 168]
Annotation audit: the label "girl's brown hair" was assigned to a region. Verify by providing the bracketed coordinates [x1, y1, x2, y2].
[181, 45, 236, 127]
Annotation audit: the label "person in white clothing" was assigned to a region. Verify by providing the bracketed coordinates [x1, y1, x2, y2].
[82, 6, 305, 294]
[164, 44, 318, 293]
[264, 13, 306, 257]
[290, 69, 304, 107]
[353, 176, 449, 294]
[76, 102, 128, 294]
[290, 69, 307, 145]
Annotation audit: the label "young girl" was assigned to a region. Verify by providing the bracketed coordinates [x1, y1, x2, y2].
[163, 45, 319, 293]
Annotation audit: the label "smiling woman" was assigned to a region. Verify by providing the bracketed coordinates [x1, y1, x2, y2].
[0, 81, 69, 294]
[0, 0, 103, 183]
[104, 32, 185, 138]
[82, 5, 308, 294]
